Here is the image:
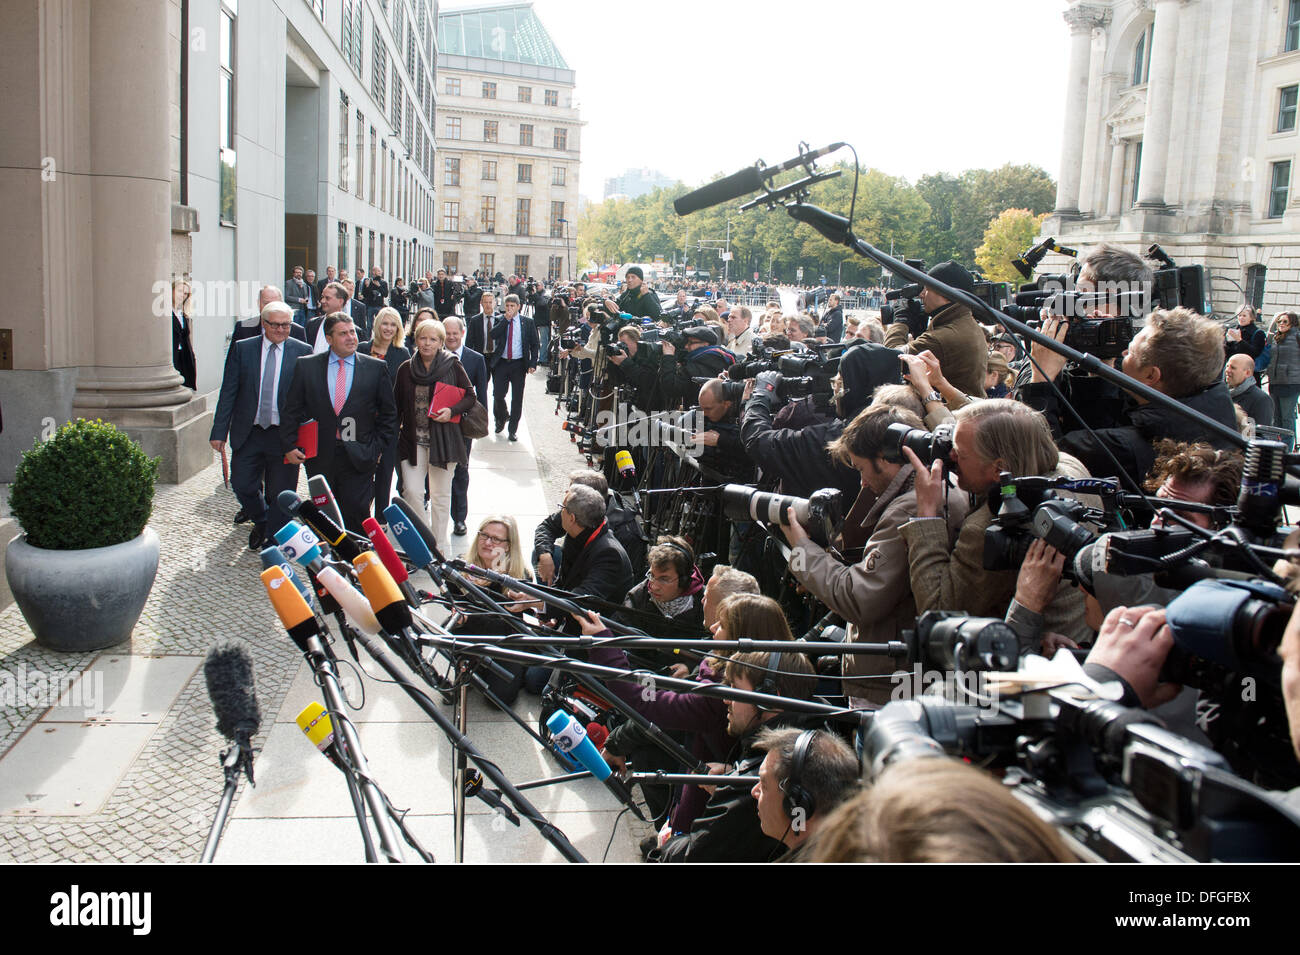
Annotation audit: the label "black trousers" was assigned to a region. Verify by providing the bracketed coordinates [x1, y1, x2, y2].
[492, 357, 528, 434]
[307, 447, 374, 536]
[451, 436, 473, 524]
[230, 425, 300, 535]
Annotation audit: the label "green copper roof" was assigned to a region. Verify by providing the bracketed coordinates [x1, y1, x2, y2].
[438, 3, 569, 69]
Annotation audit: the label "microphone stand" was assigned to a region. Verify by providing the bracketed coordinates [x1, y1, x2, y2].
[199, 731, 254, 864]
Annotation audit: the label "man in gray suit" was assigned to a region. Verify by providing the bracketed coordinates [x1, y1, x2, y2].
[282, 313, 399, 534]
[210, 301, 314, 548]
[285, 266, 310, 324]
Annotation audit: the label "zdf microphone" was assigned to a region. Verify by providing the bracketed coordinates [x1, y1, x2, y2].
[261, 565, 322, 651]
[258, 546, 312, 604]
[353, 551, 412, 634]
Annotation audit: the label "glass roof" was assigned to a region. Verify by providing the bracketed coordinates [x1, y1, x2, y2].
[438, 3, 569, 69]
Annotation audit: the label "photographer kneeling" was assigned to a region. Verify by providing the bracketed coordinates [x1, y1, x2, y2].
[900, 399, 1091, 642]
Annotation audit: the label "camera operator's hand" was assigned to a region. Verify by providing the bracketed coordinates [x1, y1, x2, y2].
[743, 379, 757, 401]
[608, 352, 627, 365]
[751, 371, 782, 408]
[667, 663, 690, 680]
[902, 447, 946, 518]
[1226, 326, 1243, 343]
[1086, 606, 1181, 708]
[602, 297, 619, 313]
[784, 506, 811, 549]
[1030, 314, 1070, 384]
[692, 430, 719, 447]
[1014, 539, 1066, 614]
[535, 552, 556, 585]
[1040, 632, 1080, 656]
[661, 341, 675, 356]
[900, 353, 935, 396]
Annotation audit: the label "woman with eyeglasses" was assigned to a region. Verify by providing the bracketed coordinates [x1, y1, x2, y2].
[1268, 311, 1300, 438]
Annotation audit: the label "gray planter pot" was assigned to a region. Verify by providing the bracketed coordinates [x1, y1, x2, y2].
[5, 528, 160, 651]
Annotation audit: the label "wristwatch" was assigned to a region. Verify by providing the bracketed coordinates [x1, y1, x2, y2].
[923, 390, 944, 404]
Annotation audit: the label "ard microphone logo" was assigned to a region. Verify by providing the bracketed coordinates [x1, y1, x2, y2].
[49, 885, 151, 935]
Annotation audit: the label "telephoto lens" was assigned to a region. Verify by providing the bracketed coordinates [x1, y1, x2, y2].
[881, 422, 955, 466]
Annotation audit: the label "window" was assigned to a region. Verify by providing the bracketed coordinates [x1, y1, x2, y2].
[519, 124, 533, 146]
[338, 221, 349, 272]
[518, 86, 532, 103]
[481, 196, 496, 233]
[1289, 0, 1300, 53]
[1132, 23, 1153, 86]
[219, 4, 236, 225]
[552, 166, 566, 186]
[480, 253, 494, 275]
[355, 226, 362, 277]
[372, 32, 387, 108]
[482, 159, 497, 180]
[369, 127, 377, 203]
[515, 198, 530, 236]
[391, 65, 402, 132]
[338, 92, 349, 190]
[514, 255, 529, 276]
[443, 251, 459, 273]
[544, 89, 558, 106]
[550, 201, 565, 238]
[482, 81, 496, 99]
[1130, 140, 1143, 207]
[548, 255, 564, 281]
[307, 0, 324, 20]
[445, 76, 460, 96]
[517, 163, 532, 183]
[380, 146, 387, 211]
[484, 120, 498, 142]
[443, 201, 460, 231]
[1281, 86, 1298, 133]
[445, 116, 461, 139]
[355, 110, 364, 197]
[553, 128, 568, 151]
[444, 157, 460, 186]
[1246, 264, 1268, 311]
[1270, 160, 1292, 217]
[341, 0, 364, 74]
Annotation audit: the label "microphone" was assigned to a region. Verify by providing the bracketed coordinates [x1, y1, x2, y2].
[546, 710, 645, 822]
[353, 551, 413, 634]
[614, 449, 635, 480]
[272, 520, 326, 569]
[204, 640, 261, 747]
[384, 502, 444, 589]
[308, 474, 346, 533]
[258, 545, 313, 605]
[316, 566, 383, 635]
[673, 142, 846, 216]
[296, 700, 344, 769]
[278, 490, 364, 561]
[362, 517, 421, 607]
[463, 770, 520, 827]
[261, 565, 323, 652]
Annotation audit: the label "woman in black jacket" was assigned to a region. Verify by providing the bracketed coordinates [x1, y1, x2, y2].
[358, 307, 410, 514]
[389, 278, 409, 325]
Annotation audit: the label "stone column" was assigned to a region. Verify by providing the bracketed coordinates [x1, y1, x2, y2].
[1135, 0, 1184, 208]
[1054, 6, 1098, 215]
[1077, 15, 1111, 214]
[1106, 136, 1126, 217]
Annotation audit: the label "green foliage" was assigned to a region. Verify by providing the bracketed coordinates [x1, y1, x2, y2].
[576, 162, 1056, 284]
[977, 209, 1047, 285]
[10, 419, 158, 550]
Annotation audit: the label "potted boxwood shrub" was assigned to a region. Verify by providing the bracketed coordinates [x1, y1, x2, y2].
[5, 419, 160, 650]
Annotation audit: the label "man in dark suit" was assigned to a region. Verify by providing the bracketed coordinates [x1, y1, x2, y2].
[315, 266, 337, 300]
[489, 294, 538, 441]
[171, 280, 197, 391]
[210, 301, 314, 548]
[433, 268, 460, 318]
[231, 286, 308, 346]
[281, 313, 399, 535]
[305, 282, 349, 353]
[339, 279, 371, 339]
[465, 291, 497, 359]
[444, 316, 488, 536]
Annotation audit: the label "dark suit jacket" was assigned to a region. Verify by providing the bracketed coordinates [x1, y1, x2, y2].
[451, 346, 489, 407]
[357, 341, 412, 386]
[231, 318, 307, 346]
[172, 312, 197, 390]
[489, 313, 540, 368]
[346, 298, 371, 338]
[210, 335, 314, 451]
[466, 310, 497, 357]
[281, 350, 399, 474]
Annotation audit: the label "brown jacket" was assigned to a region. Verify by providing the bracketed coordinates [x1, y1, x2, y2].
[395, 351, 477, 468]
[884, 302, 988, 398]
[791, 465, 969, 707]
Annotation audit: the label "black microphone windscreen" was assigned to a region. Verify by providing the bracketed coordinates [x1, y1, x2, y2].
[204, 640, 262, 741]
[673, 166, 764, 217]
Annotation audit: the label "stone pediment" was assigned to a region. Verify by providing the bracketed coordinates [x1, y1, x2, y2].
[1105, 88, 1147, 137]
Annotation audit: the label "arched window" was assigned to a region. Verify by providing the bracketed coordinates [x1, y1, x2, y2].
[1132, 23, 1154, 86]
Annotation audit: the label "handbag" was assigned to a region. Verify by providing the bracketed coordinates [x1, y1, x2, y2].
[460, 400, 489, 439]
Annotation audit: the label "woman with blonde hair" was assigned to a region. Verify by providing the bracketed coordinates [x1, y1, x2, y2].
[359, 306, 410, 512]
[395, 318, 476, 551]
[1268, 311, 1300, 437]
[171, 278, 196, 389]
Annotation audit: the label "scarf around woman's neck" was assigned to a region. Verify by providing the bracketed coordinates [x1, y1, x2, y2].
[409, 349, 451, 386]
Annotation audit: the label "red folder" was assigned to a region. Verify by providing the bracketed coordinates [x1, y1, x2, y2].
[297, 419, 319, 458]
[430, 382, 466, 423]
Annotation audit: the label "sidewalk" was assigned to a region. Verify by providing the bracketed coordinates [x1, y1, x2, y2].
[0, 392, 644, 863]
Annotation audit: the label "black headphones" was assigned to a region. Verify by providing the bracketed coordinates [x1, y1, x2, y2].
[756, 650, 785, 705]
[654, 540, 694, 589]
[781, 729, 818, 822]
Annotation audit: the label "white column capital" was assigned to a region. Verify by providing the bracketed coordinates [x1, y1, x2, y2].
[1064, 3, 1112, 33]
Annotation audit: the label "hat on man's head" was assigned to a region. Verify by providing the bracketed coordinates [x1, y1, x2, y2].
[626, 266, 644, 280]
[683, 325, 718, 347]
[927, 260, 975, 296]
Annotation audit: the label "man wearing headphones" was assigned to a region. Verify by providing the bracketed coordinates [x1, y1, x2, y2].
[750, 727, 860, 861]
[654, 649, 818, 863]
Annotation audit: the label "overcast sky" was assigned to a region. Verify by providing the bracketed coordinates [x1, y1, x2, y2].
[514, 0, 1072, 202]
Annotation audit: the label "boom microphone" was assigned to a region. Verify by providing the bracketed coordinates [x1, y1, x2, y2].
[308, 474, 346, 533]
[673, 142, 846, 216]
[204, 640, 262, 745]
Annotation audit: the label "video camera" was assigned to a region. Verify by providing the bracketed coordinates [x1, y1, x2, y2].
[981, 474, 1124, 573]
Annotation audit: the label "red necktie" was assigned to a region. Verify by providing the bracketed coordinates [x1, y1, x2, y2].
[333, 359, 347, 415]
[507, 318, 514, 358]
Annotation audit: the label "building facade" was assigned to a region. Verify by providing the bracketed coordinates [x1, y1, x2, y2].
[434, 4, 581, 283]
[1, 0, 439, 484]
[604, 168, 675, 202]
[1042, 0, 1300, 317]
